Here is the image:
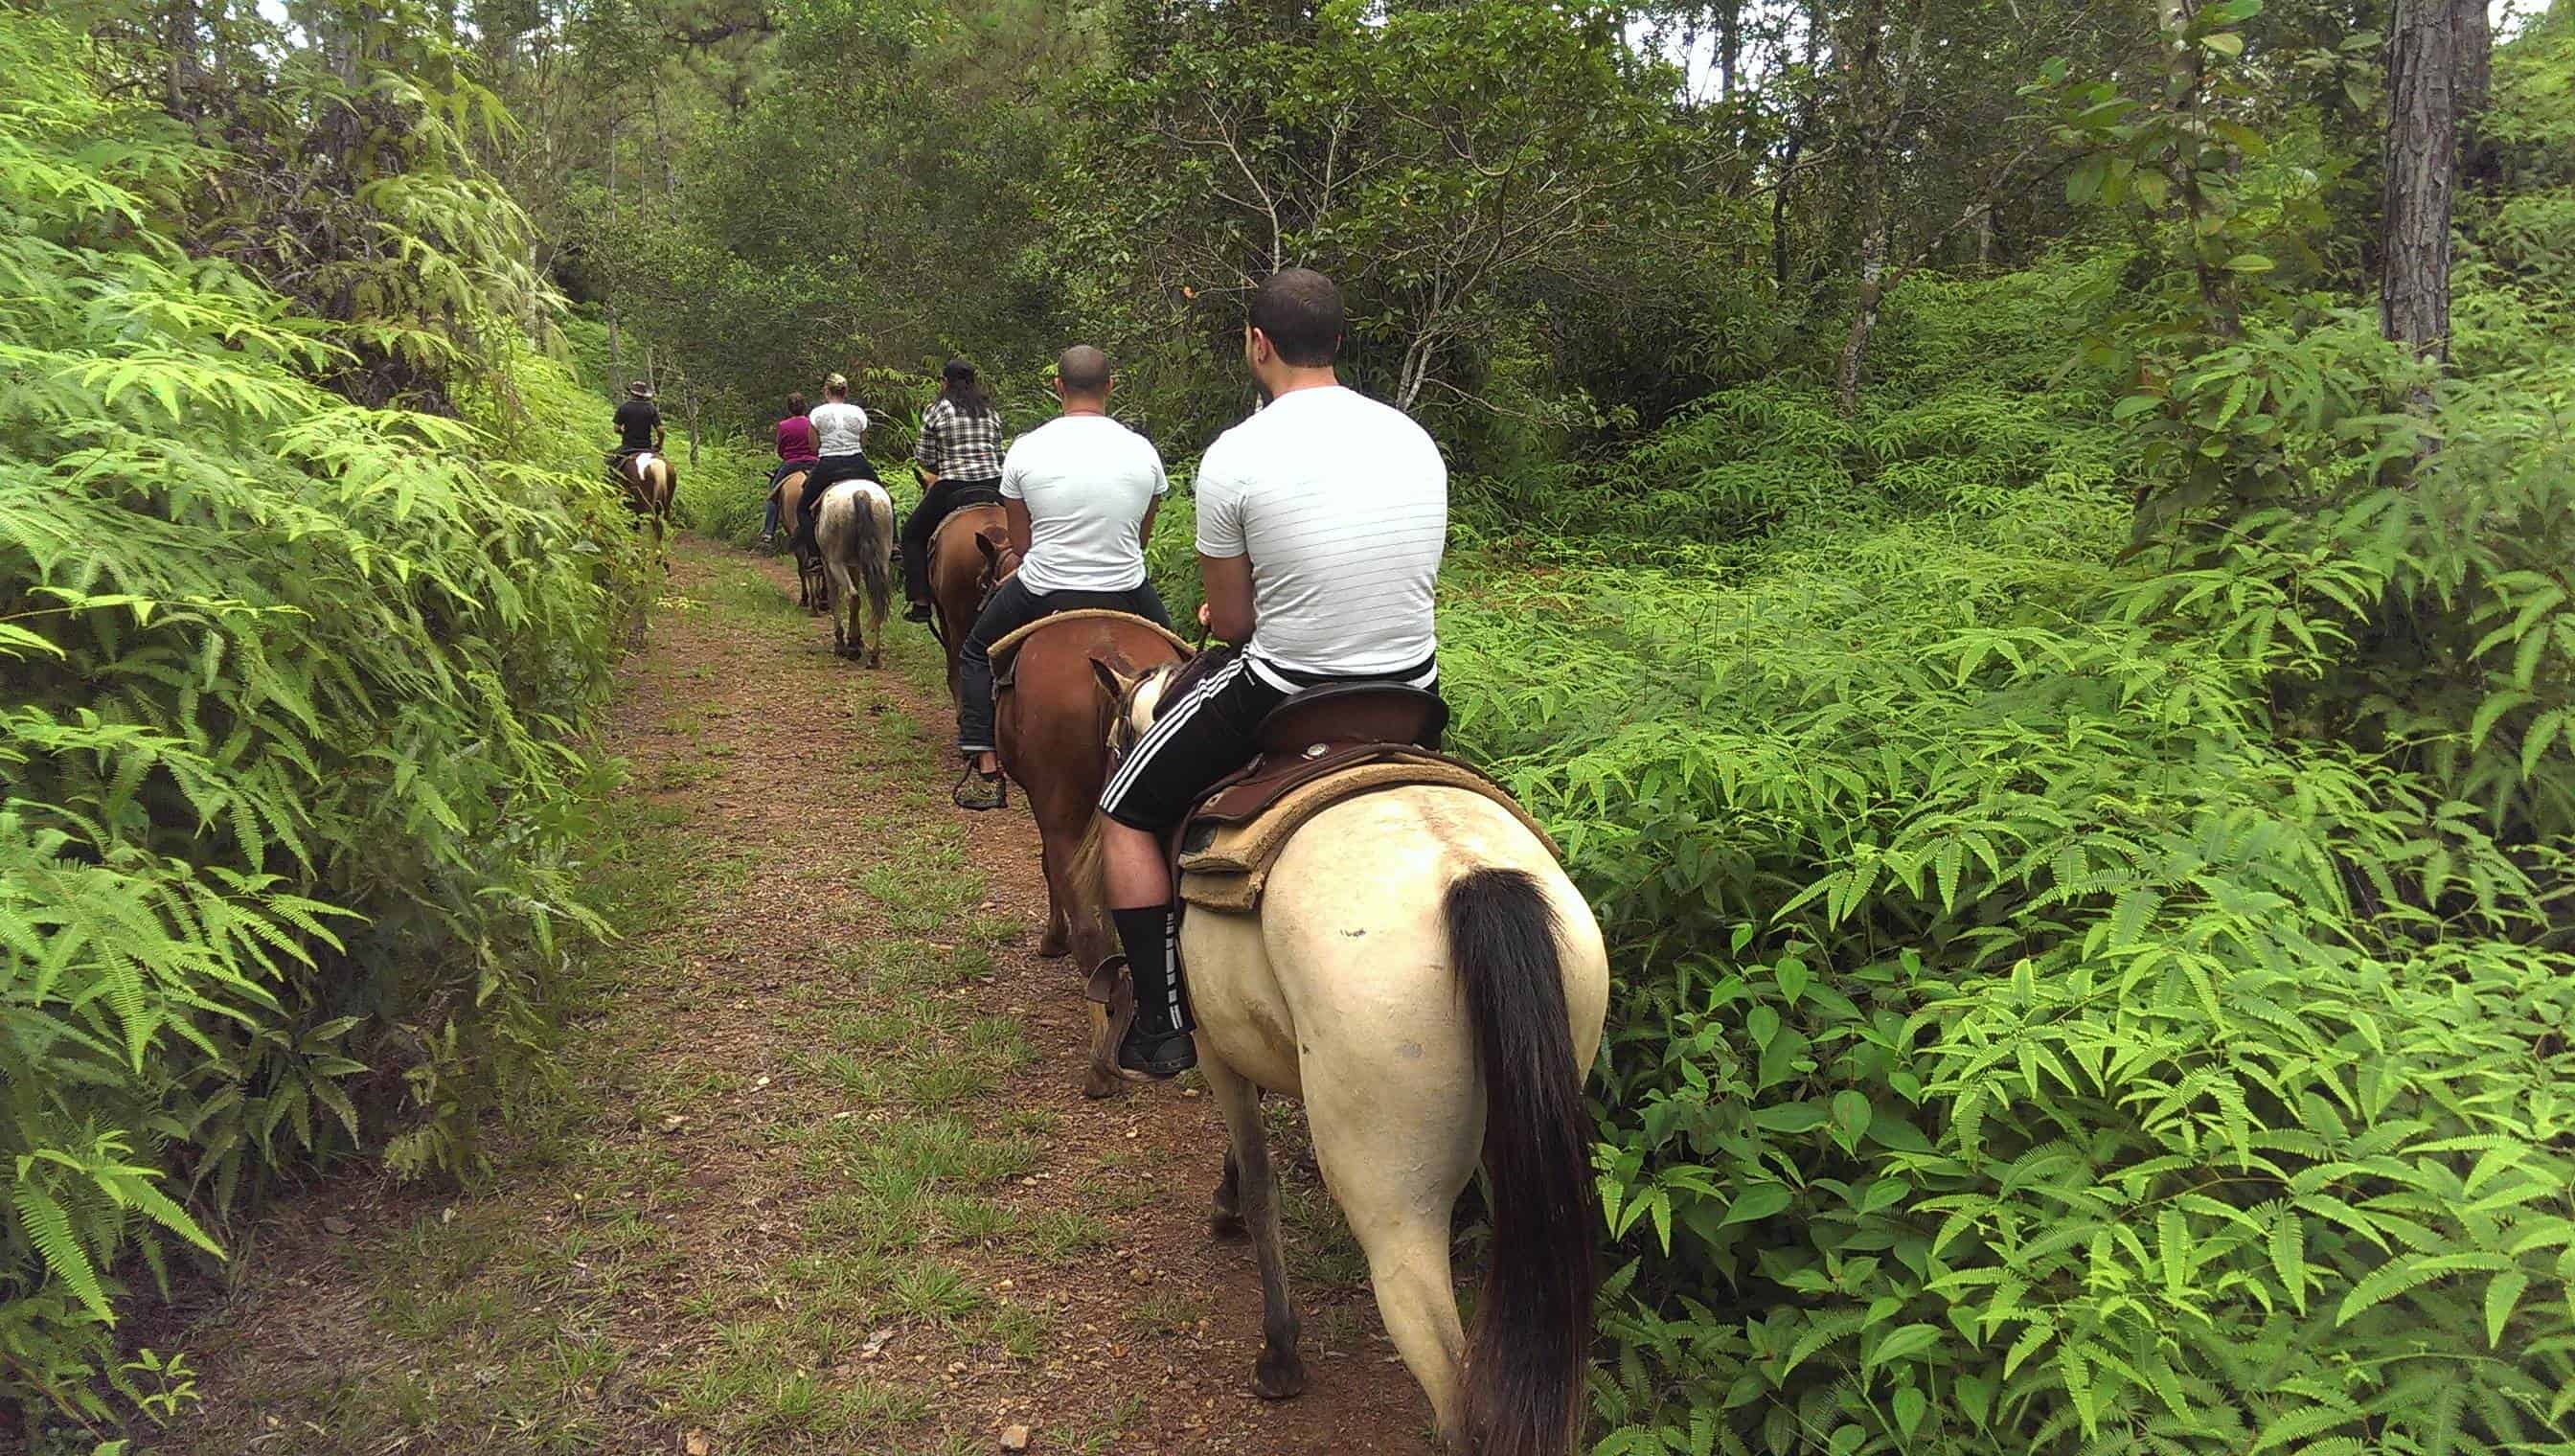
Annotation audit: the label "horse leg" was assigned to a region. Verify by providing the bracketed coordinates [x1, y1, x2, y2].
[1309, 1079, 1474, 1445]
[1082, 976, 1131, 1101]
[864, 573, 886, 669]
[1211, 1147, 1245, 1239]
[1034, 835, 1072, 960]
[824, 559, 854, 657]
[1202, 1054, 1305, 1399]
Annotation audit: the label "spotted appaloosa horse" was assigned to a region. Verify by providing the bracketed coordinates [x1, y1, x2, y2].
[988, 611, 1191, 1093]
[815, 480, 895, 666]
[1073, 662, 1611, 1456]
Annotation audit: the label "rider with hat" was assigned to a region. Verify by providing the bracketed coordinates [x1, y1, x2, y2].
[951, 346, 1173, 810]
[1092, 268, 1448, 1078]
[607, 380, 662, 481]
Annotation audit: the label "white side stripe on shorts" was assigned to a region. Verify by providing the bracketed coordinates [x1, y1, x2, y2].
[1099, 654, 1252, 809]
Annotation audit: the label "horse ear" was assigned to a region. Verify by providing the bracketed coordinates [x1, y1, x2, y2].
[1090, 658, 1133, 704]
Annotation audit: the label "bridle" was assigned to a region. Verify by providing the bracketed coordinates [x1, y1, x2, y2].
[972, 533, 1023, 616]
[1103, 663, 1176, 772]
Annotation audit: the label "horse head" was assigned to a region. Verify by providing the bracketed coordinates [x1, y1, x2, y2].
[1089, 658, 1179, 765]
[971, 529, 1023, 614]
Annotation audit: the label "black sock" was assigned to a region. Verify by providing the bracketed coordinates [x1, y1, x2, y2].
[1111, 904, 1187, 1035]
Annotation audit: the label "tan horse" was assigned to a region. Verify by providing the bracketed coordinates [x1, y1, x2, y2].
[616, 451, 676, 549]
[770, 468, 827, 611]
[815, 480, 895, 666]
[1074, 665, 1612, 1456]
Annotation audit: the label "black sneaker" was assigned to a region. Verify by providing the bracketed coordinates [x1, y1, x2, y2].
[1118, 1021, 1197, 1079]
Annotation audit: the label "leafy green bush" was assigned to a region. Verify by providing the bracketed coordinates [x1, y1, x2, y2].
[1412, 252, 2575, 1453]
[0, 12, 641, 1428]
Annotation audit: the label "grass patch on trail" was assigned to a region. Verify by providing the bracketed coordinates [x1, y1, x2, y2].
[147, 542, 1064, 1456]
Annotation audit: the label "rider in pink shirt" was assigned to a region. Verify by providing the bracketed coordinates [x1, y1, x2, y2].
[761, 391, 822, 545]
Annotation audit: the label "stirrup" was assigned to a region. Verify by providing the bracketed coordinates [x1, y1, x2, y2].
[952, 763, 1008, 811]
[1118, 1022, 1196, 1079]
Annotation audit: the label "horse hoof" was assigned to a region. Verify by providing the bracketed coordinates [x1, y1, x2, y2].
[1252, 1352, 1307, 1401]
[1082, 1066, 1124, 1101]
[1209, 1210, 1247, 1240]
[1037, 932, 1068, 959]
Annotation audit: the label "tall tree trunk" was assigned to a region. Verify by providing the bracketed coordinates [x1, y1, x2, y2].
[605, 113, 623, 387]
[163, 0, 200, 114]
[2156, 0, 2241, 336]
[1832, 0, 1911, 416]
[1769, 3, 1829, 288]
[1836, 222, 1886, 415]
[2381, 0, 2461, 361]
[2455, 0, 2497, 190]
[1720, 0, 1741, 103]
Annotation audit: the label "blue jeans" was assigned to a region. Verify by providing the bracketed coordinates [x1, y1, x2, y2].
[763, 461, 809, 537]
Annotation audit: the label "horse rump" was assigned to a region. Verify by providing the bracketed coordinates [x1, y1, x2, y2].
[816, 482, 895, 656]
[1446, 866, 1598, 1456]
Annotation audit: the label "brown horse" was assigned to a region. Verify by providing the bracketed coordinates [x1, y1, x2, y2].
[925, 501, 1015, 700]
[616, 452, 676, 549]
[770, 469, 827, 611]
[989, 610, 1193, 1094]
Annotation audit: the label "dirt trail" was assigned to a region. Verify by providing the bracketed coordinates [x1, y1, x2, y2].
[148, 538, 1442, 1456]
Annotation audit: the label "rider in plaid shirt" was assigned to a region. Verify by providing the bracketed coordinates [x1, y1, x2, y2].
[901, 358, 1009, 620]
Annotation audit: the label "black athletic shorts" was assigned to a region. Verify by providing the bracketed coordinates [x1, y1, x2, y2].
[1098, 649, 1439, 833]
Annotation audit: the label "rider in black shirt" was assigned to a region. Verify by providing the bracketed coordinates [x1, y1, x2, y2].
[609, 382, 661, 477]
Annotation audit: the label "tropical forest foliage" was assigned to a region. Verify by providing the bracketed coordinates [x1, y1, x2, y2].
[6, 0, 2573, 1449]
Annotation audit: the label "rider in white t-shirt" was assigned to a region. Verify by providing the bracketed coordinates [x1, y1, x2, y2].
[790, 373, 877, 552]
[951, 345, 1174, 809]
[1095, 269, 1448, 1077]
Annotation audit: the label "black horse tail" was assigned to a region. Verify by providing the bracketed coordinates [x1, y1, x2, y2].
[1446, 866, 1598, 1456]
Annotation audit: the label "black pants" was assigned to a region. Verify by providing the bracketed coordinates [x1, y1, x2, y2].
[793, 452, 876, 542]
[901, 477, 1003, 603]
[1099, 649, 1440, 831]
[957, 576, 1172, 754]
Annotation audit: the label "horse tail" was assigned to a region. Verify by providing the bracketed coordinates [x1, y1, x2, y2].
[858, 488, 894, 626]
[1447, 866, 1598, 1456]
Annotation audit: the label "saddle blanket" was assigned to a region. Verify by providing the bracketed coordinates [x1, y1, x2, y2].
[1175, 756, 1558, 914]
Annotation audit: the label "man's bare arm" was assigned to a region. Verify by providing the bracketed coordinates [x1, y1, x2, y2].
[1199, 553, 1255, 642]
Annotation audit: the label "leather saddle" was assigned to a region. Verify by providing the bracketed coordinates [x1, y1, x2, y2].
[926, 490, 1008, 557]
[990, 609, 1194, 696]
[1169, 682, 1554, 914]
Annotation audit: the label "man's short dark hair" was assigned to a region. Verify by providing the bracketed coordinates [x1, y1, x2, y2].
[1248, 268, 1343, 367]
[1058, 345, 1111, 396]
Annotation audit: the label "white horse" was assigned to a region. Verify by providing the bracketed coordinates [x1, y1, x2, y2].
[815, 479, 894, 666]
[1075, 664, 1612, 1456]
